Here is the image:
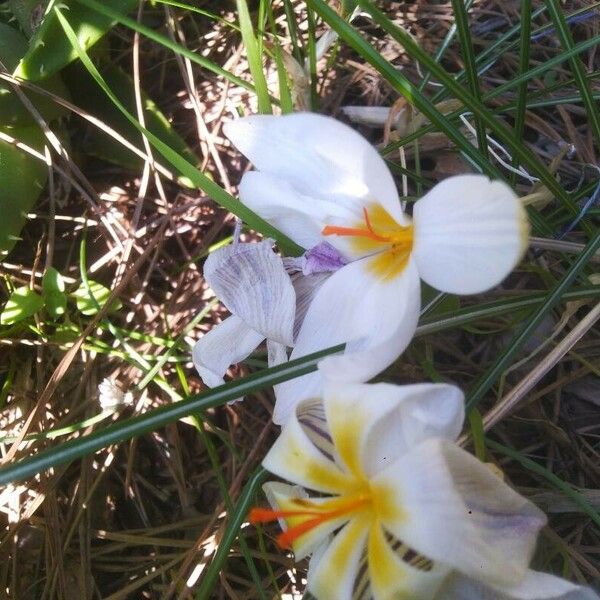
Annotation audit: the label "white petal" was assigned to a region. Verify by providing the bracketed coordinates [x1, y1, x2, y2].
[438, 571, 600, 600]
[272, 370, 325, 426]
[412, 175, 529, 294]
[263, 401, 355, 495]
[322, 381, 465, 478]
[204, 240, 295, 345]
[225, 113, 406, 224]
[239, 172, 336, 249]
[272, 257, 421, 424]
[375, 438, 546, 588]
[192, 315, 263, 387]
[267, 340, 288, 368]
[312, 256, 421, 382]
[306, 514, 370, 600]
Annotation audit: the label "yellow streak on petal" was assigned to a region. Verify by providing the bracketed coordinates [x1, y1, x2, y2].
[365, 245, 412, 281]
[279, 434, 356, 494]
[370, 479, 406, 524]
[352, 203, 414, 281]
[368, 522, 411, 598]
[327, 403, 366, 479]
[310, 513, 371, 598]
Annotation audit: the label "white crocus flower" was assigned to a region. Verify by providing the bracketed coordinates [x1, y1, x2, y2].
[192, 239, 296, 387]
[225, 113, 530, 423]
[251, 381, 598, 600]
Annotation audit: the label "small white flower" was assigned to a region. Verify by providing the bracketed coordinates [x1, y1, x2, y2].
[225, 113, 530, 423]
[252, 381, 597, 600]
[98, 378, 133, 412]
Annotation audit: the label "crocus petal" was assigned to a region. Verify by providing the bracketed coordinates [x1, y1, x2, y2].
[224, 113, 406, 225]
[289, 269, 331, 339]
[412, 175, 529, 294]
[239, 172, 336, 249]
[438, 571, 600, 600]
[262, 482, 349, 560]
[192, 315, 263, 387]
[322, 381, 465, 478]
[273, 256, 421, 425]
[306, 514, 371, 600]
[272, 258, 420, 425]
[368, 522, 449, 600]
[204, 240, 295, 345]
[374, 438, 546, 588]
[262, 401, 355, 495]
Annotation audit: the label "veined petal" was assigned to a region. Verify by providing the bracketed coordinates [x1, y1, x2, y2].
[412, 175, 529, 294]
[374, 438, 546, 588]
[204, 240, 295, 345]
[263, 402, 356, 495]
[224, 113, 406, 224]
[368, 523, 449, 600]
[262, 482, 349, 560]
[289, 270, 331, 339]
[322, 381, 465, 478]
[307, 514, 371, 600]
[438, 571, 600, 599]
[192, 315, 263, 387]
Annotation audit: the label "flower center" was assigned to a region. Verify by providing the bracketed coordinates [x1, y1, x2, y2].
[249, 493, 371, 549]
[322, 205, 414, 280]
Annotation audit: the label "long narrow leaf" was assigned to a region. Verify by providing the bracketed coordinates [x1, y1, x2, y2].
[0, 345, 344, 486]
[236, 0, 272, 113]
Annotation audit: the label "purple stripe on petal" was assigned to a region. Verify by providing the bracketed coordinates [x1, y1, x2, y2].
[302, 242, 348, 275]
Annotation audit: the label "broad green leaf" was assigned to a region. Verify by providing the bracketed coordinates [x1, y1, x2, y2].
[0, 22, 70, 126]
[1, 285, 44, 325]
[70, 62, 198, 186]
[42, 266, 67, 319]
[14, 0, 138, 81]
[49, 322, 81, 344]
[0, 124, 48, 257]
[72, 280, 122, 316]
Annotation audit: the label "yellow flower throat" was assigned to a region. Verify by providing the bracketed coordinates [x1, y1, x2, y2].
[322, 204, 414, 279]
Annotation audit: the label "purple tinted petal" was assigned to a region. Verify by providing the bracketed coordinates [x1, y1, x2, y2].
[303, 242, 348, 275]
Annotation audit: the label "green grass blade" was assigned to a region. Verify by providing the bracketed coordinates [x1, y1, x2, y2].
[236, 0, 272, 114]
[486, 439, 600, 528]
[465, 230, 600, 411]
[195, 467, 268, 599]
[449, 0, 488, 158]
[55, 5, 303, 256]
[0, 345, 344, 485]
[416, 286, 600, 337]
[544, 0, 600, 147]
[418, 0, 475, 92]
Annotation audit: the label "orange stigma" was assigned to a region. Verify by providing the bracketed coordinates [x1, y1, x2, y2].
[249, 495, 370, 548]
[322, 208, 392, 243]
